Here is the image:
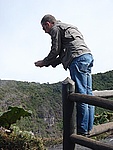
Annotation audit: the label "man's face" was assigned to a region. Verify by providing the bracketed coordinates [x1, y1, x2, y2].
[42, 22, 53, 34]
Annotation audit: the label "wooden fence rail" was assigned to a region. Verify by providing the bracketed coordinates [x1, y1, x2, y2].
[62, 77, 113, 150]
[69, 93, 113, 111]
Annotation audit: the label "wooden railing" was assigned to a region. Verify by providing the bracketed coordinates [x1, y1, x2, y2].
[62, 77, 113, 150]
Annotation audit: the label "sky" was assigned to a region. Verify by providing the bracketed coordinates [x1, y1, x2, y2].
[0, 0, 113, 83]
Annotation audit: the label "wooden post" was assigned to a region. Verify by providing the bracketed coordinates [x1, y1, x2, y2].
[62, 77, 76, 150]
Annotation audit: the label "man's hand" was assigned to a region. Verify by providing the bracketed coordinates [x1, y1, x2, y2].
[34, 60, 45, 67]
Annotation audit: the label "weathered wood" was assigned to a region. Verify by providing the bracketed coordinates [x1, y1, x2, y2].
[93, 90, 113, 98]
[70, 134, 113, 150]
[62, 78, 113, 150]
[88, 122, 113, 137]
[62, 78, 76, 150]
[69, 93, 113, 111]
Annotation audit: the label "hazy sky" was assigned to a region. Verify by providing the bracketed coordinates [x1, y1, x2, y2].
[0, 0, 113, 83]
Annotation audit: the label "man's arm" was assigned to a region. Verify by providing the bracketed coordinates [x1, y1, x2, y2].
[34, 57, 61, 68]
[50, 57, 61, 67]
[35, 27, 62, 68]
[42, 27, 62, 66]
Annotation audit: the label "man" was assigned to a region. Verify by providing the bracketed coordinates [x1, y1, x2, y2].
[34, 14, 95, 135]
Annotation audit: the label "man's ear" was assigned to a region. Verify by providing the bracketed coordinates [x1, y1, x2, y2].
[45, 22, 50, 26]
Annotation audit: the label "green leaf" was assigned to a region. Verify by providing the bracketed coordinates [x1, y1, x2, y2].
[0, 106, 32, 129]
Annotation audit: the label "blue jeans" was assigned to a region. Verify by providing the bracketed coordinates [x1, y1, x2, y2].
[69, 53, 95, 134]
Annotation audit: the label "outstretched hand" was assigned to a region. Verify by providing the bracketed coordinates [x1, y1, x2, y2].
[34, 60, 45, 67]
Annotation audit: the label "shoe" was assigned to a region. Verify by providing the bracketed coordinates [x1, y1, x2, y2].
[77, 132, 89, 136]
[88, 130, 91, 135]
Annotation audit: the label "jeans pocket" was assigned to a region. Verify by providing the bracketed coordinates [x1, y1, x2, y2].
[77, 57, 94, 73]
[77, 62, 88, 73]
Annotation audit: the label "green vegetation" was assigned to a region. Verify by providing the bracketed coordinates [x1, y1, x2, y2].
[93, 70, 113, 123]
[92, 70, 113, 90]
[0, 106, 32, 129]
[94, 111, 113, 125]
[0, 126, 45, 150]
[0, 80, 62, 137]
[0, 70, 113, 149]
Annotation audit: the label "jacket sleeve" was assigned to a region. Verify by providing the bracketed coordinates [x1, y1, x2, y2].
[43, 27, 62, 67]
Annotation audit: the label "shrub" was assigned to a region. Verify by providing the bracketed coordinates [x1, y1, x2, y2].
[0, 127, 46, 150]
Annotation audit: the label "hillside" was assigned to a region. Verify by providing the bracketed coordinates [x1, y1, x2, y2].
[0, 70, 113, 137]
[0, 80, 62, 137]
[92, 70, 113, 90]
